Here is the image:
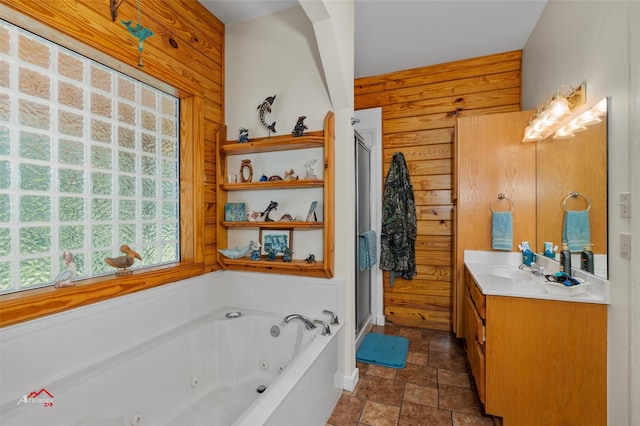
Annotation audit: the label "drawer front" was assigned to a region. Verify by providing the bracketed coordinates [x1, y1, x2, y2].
[468, 339, 486, 403]
[472, 298, 485, 347]
[470, 278, 486, 319]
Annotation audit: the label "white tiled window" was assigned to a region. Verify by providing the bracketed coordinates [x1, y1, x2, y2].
[0, 19, 180, 294]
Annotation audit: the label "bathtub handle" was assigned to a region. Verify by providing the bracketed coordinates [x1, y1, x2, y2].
[313, 320, 331, 336]
[322, 309, 339, 325]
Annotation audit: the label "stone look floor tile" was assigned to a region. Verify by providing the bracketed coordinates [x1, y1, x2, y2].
[399, 401, 452, 426]
[438, 368, 471, 388]
[356, 375, 405, 406]
[403, 382, 438, 407]
[405, 351, 428, 366]
[430, 339, 466, 355]
[395, 363, 438, 387]
[452, 411, 495, 426]
[328, 394, 366, 426]
[438, 384, 484, 416]
[366, 364, 397, 380]
[359, 400, 400, 426]
[428, 349, 468, 371]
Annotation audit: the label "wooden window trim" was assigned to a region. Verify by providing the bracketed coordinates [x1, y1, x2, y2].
[0, 95, 206, 328]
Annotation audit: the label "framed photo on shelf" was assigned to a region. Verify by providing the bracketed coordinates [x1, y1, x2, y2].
[306, 201, 318, 222]
[259, 228, 292, 256]
[224, 203, 246, 222]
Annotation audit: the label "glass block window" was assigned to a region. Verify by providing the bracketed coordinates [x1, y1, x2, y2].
[0, 19, 180, 294]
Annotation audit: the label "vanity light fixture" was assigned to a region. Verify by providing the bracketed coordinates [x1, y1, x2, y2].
[552, 98, 607, 140]
[522, 84, 586, 143]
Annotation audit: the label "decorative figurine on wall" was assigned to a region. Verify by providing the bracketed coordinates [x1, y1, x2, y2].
[104, 244, 142, 276]
[283, 169, 298, 181]
[259, 174, 268, 182]
[257, 95, 277, 135]
[304, 159, 318, 180]
[262, 201, 279, 222]
[240, 159, 253, 183]
[304, 253, 316, 264]
[239, 127, 249, 143]
[268, 175, 283, 181]
[291, 116, 307, 137]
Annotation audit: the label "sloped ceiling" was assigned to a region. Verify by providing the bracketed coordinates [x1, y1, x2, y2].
[199, 0, 547, 79]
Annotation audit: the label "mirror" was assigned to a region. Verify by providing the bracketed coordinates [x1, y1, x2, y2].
[536, 98, 608, 278]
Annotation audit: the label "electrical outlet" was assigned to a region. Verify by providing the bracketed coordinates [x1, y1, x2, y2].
[620, 232, 631, 259]
[620, 192, 631, 218]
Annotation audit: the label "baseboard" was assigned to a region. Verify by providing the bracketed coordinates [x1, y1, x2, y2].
[337, 367, 359, 391]
[376, 314, 385, 326]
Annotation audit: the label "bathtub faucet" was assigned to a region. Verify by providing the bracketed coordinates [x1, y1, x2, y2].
[283, 314, 317, 330]
[313, 320, 331, 336]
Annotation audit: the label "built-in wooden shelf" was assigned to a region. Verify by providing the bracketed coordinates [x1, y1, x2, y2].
[222, 221, 324, 229]
[220, 180, 323, 191]
[215, 111, 334, 278]
[220, 132, 324, 154]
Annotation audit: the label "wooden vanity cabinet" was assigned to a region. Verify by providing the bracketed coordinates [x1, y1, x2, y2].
[463, 266, 607, 425]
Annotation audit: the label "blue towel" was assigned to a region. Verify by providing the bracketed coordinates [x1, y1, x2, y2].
[563, 210, 591, 252]
[491, 211, 513, 251]
[359, 230, 377, 271]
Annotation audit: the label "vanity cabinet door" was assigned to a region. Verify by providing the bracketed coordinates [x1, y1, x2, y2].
[464, 283, 485, 403]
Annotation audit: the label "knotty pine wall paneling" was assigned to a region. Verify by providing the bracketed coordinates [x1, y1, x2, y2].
[1, 0, 224, 272]
[355, 51, 522, 331]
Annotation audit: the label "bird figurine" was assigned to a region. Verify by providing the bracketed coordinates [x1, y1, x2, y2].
[104, 245, 142, 276]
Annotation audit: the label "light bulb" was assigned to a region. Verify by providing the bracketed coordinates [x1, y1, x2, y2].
[547, 97, 570, 121]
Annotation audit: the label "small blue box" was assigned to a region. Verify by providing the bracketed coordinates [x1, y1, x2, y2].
[224, 203, 246, 222]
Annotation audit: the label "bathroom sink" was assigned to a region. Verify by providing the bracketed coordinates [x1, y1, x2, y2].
[487, 267, 535, 280]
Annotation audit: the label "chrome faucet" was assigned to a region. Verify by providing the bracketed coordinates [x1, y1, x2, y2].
[519, 262, 545, 276]
[322, 309, 339, 325]
[283, 314, 317, 330]
[313, 319, 331, 336]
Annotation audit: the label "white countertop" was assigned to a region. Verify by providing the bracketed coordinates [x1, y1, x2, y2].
[464, 250, 610, 305]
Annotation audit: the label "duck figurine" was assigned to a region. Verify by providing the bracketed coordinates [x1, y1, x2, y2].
[104, 244, 142, 276]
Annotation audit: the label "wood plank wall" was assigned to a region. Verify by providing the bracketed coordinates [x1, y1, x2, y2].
[1, 0, 224, 272]
[354, 51, 522, 330]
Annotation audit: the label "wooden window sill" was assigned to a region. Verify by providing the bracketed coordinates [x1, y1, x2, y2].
[0, 263, 205, 328]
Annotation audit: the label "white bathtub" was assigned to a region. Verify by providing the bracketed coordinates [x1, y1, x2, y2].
[0, 272, 345, 426]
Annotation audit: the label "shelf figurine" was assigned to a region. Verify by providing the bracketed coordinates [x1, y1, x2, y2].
[257, 95, 277, 135]
[305, 253, 316, 264]
[104, 244, 142, 276]
[304, 159, 318, 180]
[239, 127, 249, 143]
[284, 169, 298, 181]
[251, 241, 261, 260]
[262, 201, 278, 222]
[55, 251, 76, 288]
[283, 248, 292, 262]
[291, 116, 307, 137]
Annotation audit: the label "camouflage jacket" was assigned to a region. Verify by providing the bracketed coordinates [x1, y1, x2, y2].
[379, 152, 417, 280]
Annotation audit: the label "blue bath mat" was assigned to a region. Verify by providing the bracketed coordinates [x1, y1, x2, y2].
[356, 333, 409, 369]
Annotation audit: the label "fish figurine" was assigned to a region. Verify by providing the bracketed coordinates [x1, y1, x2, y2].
[292, 116, 307, 137]
[218, 243, 252, 259]
[104, 244, 142, 276]
[257, 95, 276, 133]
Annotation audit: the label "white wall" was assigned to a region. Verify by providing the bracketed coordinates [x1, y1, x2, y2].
[225, 2, 358, 389]
[522, 2, 637, 424]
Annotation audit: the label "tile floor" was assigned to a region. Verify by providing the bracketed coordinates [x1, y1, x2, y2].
[327, 323, 495, 426]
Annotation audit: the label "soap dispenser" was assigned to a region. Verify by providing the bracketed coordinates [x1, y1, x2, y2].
[560, 242, 571, 276]
[580, 243, 594, 274]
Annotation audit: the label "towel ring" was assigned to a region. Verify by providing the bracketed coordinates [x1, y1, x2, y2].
[490, 193, 513, 213]
[562, 191, 591, 212]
